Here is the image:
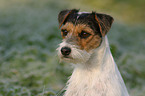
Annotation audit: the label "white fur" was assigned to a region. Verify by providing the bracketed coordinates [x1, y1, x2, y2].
[78, 12, 90, 15]
[57, 36, 129, 96]
[57, 40, 92, 64]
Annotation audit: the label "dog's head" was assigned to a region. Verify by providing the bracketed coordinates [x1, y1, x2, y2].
[57, 9, 114, 64]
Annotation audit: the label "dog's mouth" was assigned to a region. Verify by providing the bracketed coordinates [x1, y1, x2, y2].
[63, 56, 70, 58]
[60, 55, 76, 63]
[61, 55, 72, 59]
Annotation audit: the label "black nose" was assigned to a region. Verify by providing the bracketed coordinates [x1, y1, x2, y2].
[61, 47, 71, 56]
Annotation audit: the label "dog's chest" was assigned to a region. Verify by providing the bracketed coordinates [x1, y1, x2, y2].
[64, 67, 121, 96]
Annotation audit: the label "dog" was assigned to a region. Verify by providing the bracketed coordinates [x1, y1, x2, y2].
[57, 9, 129, 96]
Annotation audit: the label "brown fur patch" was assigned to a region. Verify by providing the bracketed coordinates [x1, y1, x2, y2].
[61, 22, 102, 51]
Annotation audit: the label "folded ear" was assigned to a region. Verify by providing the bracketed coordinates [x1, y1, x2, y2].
[58, 9, 79, 28]
[92, 12, 114, 37]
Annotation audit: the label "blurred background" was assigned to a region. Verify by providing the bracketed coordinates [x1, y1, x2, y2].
[0, 0, 145, 96]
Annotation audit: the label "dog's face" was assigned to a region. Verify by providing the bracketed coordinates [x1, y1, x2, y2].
[57, 9, 114, 64]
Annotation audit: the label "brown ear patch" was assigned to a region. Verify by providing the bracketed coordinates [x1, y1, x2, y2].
[93, 13, 103, 36]
[92, 12, 114, 37]
[59, 10, 72, 28]
[58, 9, 79, 28]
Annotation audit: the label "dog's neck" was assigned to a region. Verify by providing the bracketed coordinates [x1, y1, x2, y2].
[64, 36, 129, 96]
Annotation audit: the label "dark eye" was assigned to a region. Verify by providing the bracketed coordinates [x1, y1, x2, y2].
[79, 31, 91, 39]
[61, 29, 68, 36]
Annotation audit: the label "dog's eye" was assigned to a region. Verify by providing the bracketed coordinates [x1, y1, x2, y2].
[61, 29, 68, 36]
[79, 31, 91, 39]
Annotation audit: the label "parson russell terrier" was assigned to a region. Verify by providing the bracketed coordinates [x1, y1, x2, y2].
[57, 9, 129, 96]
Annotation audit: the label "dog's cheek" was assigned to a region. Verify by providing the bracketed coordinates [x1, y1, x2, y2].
[90, 35, 102, 49]
[76, 36, 92, 51]
[84, 35, 102, 51]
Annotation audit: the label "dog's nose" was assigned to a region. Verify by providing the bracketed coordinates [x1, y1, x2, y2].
[61, 47, 71, 56]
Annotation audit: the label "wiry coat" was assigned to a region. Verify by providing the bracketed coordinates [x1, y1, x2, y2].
[57, 9, 129, 96]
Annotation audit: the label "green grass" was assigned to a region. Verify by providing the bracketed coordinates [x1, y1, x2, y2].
[0, 0, 145, 96]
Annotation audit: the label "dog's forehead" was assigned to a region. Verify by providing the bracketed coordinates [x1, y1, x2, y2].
[64, 12, 100, 35]
[66, 12, 94, 24]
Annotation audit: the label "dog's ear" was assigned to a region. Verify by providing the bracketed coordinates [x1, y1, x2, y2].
[92, 12, 114, 37]
[58, 9, 79, 28]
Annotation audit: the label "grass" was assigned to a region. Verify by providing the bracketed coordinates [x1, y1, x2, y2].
[0, 0, 145, 96]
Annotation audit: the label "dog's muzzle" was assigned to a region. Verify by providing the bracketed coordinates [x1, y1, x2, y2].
[57, 41, 92, 64]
